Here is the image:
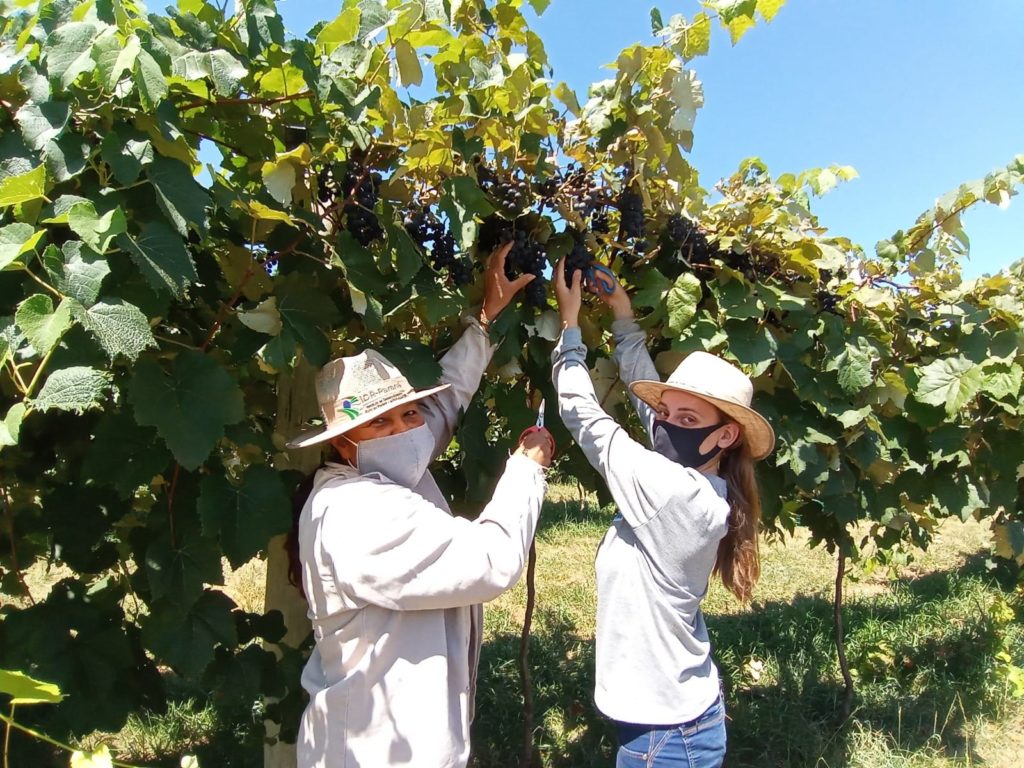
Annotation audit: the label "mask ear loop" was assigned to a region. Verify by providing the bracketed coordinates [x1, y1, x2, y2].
[339, 432, 360, 469]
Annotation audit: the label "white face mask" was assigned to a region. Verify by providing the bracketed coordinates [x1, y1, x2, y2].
[350, 423, 435, 488]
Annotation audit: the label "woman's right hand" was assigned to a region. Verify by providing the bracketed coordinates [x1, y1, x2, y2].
[514, 427, 555, 467]
[586, 266, 633, 321]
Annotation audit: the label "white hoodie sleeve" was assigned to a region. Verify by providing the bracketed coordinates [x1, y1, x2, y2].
[418, 317, 495, 459]
[318, 455, 545, 610]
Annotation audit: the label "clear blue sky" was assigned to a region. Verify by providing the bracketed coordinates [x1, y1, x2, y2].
[275, 0, 1024, 278]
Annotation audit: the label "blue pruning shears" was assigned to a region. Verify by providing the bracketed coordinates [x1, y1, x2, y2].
[585, 263, 617, 295]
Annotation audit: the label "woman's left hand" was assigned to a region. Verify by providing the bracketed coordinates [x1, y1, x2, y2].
[481, 241, 536, 323]
[554, 255, 583, 329]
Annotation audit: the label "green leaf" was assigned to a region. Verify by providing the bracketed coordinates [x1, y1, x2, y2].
[394, 39, 423, 87]
[726, 320, 777, 376]
[146, 155, 208, 236]
[384, 219, 424, 286]
[45, 21, 102, 88]
[0, 164, 47, 208]
[70, 745, 113, 768]
[914, 356, 984, 415]
[440, 176, 495, 250]
[128, 350, 245, 469]
[981, 361, 1022, 403]
[528, 0, 552, 13]
[0, 669, 64, 705]
[32, 366, 111, 413]
[93, 31, 140, 91]
[15, 100, 70, 151]
[81, 411, 171, 497]
[15, 294, 72, 355]
[315, 7, 361, 52]
[377, 337, 443, 388]
[631, 268, 671, 309]
[100, 130, 153, 185]
[70, 299, 156, 361]
[117, 221, 198, 297]
[198, 465, 291, 568]
[45, 241, 111, 306]
[650, 8, 665, 34]
[135, 47, 168, 109]
[237, 296, 282, 335]
[172, 50, 247, 95]
[681, 12, 712, 60]
[144, 528, 224, 607]
[665, 272, 702, 336]
[276, 280, 340, 367]
[834, 342, 874, 396]
[141, 591, 237, 678]
[68, 201, 127, 254]
[0, 403, 26, 449]
[0, 223, 45, 270]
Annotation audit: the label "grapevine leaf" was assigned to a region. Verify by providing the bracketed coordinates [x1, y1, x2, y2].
[394, 39, 423, 87]
[81, 411, 172, 498]
[665, 272, 702, 336]
[70, 298, 157, 361]
[0, 669, 64, 705]
[237, 296, 283, 335]
[15, 294, 72, 355]
[914, 356, 984, 415]
[276, 278, 340, 367]
[117, 221, 198, 297]
[144, 529, 224, 608]
[15, 100, 70, 151]
[198, 465, 291, 568]
[93, 31, 141, 91]
[146, 155, 209, 236]
[726, 320, 777, 376]
[993, 521, 1024, 565]
[141, 590, 237, 677]
[0, 223, 45, 270]
[44, 241, 111, 306]
[669, 69, 703, 133]
[70, 745, 114, 768]
[528, 0, 552, 13]
[135, 47, 168, 109]
[631, 268, 671, 309]
[100, 130, 153, 185]
[129, 351, 245, 469]
[67, 201, 127, 254]
[0, 164, 47, 208]
[834, 342, 875, 396]
[45, 21, 102, 88]
[757, 0, 787, 22]
[172, 50, 247, 95]
[980, 360, 1022, 403]
[377, 337, 443, 388]
[440, 176, 494, 250]
[32, 366, 111, 413]
[315, 8, 362, 52]
[0, 403, 26, 448]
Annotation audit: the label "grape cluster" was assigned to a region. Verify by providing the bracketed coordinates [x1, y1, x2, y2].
[816, 289, 841, 314]
[342, 159, 384, 246]
[506, 229, 549, 308]
[559, 231, 591, 288]
[665, 213, 714, 266]
[617, 186, 645, 240]
[476, 161, 530, 216]
[403, 208, 473, 286]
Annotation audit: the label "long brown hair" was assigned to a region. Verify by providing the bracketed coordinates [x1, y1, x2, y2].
[713, 440, 762, 602]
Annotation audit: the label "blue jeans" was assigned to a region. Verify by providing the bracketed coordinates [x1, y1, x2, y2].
[614, 696, 726, 768]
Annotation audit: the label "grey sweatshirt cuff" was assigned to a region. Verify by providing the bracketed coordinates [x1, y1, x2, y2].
[611, 317, 643, 340]
[553, 327, 586, 360]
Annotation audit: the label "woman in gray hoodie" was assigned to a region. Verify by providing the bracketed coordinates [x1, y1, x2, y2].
[552, 260, 775, 768]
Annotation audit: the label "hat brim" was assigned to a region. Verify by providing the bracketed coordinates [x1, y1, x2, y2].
[286, 383, 451, 449]
[629, 380, 775, 460]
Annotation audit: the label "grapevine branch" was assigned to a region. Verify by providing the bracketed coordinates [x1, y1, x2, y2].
[833, 549, 854, 720]
[518, 540, 538, 768]
[0, 711, 145, 768]
[177, 90, 314, 112]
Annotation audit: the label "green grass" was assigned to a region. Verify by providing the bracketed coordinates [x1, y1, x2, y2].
[11, 484, 1022, 767]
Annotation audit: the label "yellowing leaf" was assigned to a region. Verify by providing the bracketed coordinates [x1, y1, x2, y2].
[756, 0, 786, 23]
[70, 745, 113, 768]
[726, 14, 756, 45]
[315, 7, 361, 52]
[232, 199, 294, 223]
[0, 669, 64, 704]
[394, 39, 423, 87]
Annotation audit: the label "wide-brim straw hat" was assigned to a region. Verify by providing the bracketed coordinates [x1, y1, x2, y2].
[287, 349, 449, 449]
[629, 351, 775, 460]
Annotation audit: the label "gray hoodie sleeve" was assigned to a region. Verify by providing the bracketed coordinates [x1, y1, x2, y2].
[552, 327, 713, 530]
[611, 317, 661, 442]
[418, 317, 494, 459]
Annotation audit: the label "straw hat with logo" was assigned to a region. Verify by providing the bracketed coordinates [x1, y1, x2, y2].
[287, 350, 449, 449]
[629, 351, 775, 460]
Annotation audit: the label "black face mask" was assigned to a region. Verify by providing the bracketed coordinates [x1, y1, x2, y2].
[652, 420, 724, 469]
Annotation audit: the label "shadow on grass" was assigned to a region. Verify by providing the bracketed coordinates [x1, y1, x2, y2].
[471, 553, 1022, 768]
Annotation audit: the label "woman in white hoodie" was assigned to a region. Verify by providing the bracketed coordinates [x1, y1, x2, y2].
[552, 260, 775, 768]
[285, 244, 553, 768]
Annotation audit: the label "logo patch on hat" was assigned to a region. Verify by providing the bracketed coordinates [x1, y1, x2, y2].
[341, 397, 360, 419]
